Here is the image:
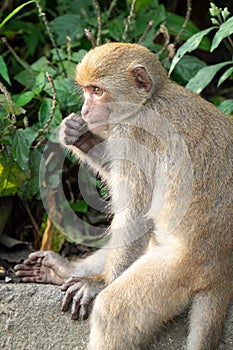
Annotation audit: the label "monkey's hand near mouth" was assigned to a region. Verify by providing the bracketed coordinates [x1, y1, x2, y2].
[61, 275, 105, 320]
[59, 113, 103, 153]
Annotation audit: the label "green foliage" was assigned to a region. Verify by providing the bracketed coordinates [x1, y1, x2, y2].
[0, 0, 35, 28]
[217, 99, 233, 115]
[50, 14, 85, 45]
[71, 200, 88, 213]
[211, 16, 233, 51]
[171, 56, 207, 86]
[0, 55, 11, 85]
[166, 12, 211, 50]
[186, 61, 232, 94]
[170, 3, 233, 114]
[169, 27, 214, 75]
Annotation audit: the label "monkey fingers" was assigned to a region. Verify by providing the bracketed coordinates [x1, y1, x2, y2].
[14, 257, 42, 282]
[61, 276, 80, 291]
[61, 277, 104, 320]
[59, 113, 88, 146]
[61, 279, 81, 312]
[61, 279, 90, 320]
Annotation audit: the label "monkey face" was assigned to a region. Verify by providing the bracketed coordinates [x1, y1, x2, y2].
[81, 84, 112, 135]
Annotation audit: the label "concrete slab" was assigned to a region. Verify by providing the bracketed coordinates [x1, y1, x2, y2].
[0, 284, 232, 349]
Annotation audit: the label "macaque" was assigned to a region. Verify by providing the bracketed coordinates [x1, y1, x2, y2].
[15, 43, 232, 350]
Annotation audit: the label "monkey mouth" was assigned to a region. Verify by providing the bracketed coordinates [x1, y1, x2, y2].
[86, 120, 109, 132]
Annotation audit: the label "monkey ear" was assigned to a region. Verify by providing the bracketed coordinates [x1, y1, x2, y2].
[130, 65, 153, 92]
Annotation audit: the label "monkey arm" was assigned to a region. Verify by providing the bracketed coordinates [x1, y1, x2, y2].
[59, 113, 109, 180]
[61, 209, 154, 320]
[61, 140, 156, 319]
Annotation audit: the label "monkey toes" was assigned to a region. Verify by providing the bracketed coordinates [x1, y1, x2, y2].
[14, 251, 71, 285]
[61, 276, 104, 320]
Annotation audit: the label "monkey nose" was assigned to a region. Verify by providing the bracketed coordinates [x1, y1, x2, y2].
[81, 107, 89, 119]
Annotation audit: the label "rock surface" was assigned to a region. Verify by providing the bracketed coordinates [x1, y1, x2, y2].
[0, 283, 232, 350]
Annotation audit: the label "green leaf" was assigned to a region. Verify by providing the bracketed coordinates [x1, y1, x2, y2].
[47, 173, 60, 189]
[211, 17, 233, 52]
[0, 95, 25, 117]
[171, 55, 206, 85]
[218, 66, 233, 86]
[134, 5, 165, 37]
[23, 126, 38, 145]
[12, 129, 31, 171]
[108, 17, 125, 41]
[210, 18, 220, 25]
[128, 0, 154, 11]
[0, 149, 28, 197]
[0, 0, 35, 28]
[217, 99, 233, 115]
[71, 50, 88, 63]
[33, 71, 46, 95]
[209, 3, 221, 17]
[14, 57, 54, 90]
[71, 200, 88, 213]
[21, 148, 42, 198]
[51, 228, 65, 253]
[166, 12, 211, 50]
[44, 78, 80, 111]
[23, 23, 43, 56]
[58, 60, 76, 79]
[50, 14, 84, 45]
[222, 7, 230, 21]
[15, 91, 34, 107]
[39, 98, 62, 127]
[31, 56, 49, 71]
[186, 62, 232, 94]
[14, 70, 37, 89]
[56, 0, 93, 15]
[169, 27, 214, 75]
[50, 48, 67, 62]
[0, 55, 11, 85]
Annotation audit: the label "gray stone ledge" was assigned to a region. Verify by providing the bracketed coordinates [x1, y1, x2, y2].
[0, 284, 232, 350]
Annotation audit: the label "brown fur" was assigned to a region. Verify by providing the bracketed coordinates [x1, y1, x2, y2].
[54, 43, 233, 349]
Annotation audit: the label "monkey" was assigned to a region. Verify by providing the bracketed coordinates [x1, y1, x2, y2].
[15, 42, 232, 350]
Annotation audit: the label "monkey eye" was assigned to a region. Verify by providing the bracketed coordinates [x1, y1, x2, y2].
[92, 86, 103, 96]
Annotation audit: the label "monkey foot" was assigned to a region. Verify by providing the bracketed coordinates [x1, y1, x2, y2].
[14, 251, 74, 285]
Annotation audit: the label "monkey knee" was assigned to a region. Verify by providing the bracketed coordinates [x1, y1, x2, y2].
[91, 288, 114, 325]
[89, 290, 116, 349]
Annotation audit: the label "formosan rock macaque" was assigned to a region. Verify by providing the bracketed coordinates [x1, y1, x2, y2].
[15, 43, 232, 350]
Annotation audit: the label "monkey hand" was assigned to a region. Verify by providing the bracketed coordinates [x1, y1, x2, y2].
[59, 113, 102, 153]
[59, 113, 88, 146]
[61, 274, 105, 320]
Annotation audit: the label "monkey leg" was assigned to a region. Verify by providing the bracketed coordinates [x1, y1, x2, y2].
[14, 251, 74, 284]
[187, 288, 232, 350]
[14, 248, 106, 285]
[88, 248, 192, 350]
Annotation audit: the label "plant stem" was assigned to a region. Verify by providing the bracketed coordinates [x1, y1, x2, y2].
[0, 81, 16, 124]
[35, 0, 67, 76]
[122, 0, 137, 42]
[93, 0, 102, 46]
[138, 20, 154, 44]
[35, 72, 57, 147]
[108, 0, 118, 18]
[2, 37, 33, 73]
[85, 29, 96, 48]
[66, 36, 71, 61]
[174, 0, 192, 45]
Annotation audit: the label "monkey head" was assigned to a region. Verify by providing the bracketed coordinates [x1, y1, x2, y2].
[75, 43, 168, 135]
